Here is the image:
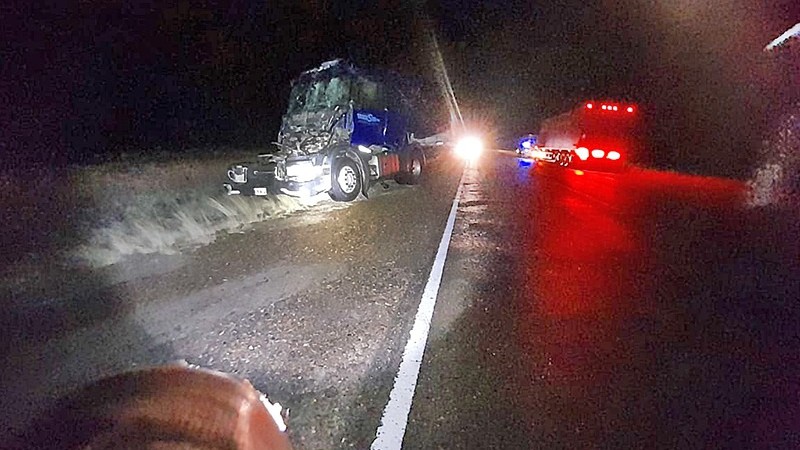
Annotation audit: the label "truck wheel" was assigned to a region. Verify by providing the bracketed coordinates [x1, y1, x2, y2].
[405, 152, 425, 185]
[329, 158, 361, 202]
[397, 150, 424, 185]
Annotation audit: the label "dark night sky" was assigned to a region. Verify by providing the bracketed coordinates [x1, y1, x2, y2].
[2, 0, 798, 176]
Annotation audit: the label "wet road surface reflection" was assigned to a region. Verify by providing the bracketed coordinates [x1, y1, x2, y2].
[409, 153, 798, 449]
[519, 162, 798, 448]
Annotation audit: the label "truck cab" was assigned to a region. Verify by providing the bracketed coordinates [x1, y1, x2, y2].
[225, 59, 425, 202]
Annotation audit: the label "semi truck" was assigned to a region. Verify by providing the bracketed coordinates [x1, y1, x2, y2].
[535, 101, 642, 172]
[224, 59, 440, 202]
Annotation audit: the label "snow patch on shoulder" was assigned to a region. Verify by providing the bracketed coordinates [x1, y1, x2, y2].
[74, 194, 327, 268]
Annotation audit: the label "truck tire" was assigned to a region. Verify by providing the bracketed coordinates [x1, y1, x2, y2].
[397, 149, 424, 185]
[329, 158, 362, 202]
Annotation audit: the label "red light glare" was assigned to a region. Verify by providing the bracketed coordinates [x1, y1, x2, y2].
[601, 105, 608, 110]
[591, 149, 605, 158]
[612, 106, 619, 111]
[586, 103, 593, 109]
[626, 106, 634, 113]
[574, 170, 584, 176]
[607, 151, 621, 160]
[575, 147, 590, 160]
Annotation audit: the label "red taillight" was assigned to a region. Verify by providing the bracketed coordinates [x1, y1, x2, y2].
[591, 149, 605, 158]
[594, 101, 637, 113]
[607, 151, 621, 160]
[575, 147, 590, 160]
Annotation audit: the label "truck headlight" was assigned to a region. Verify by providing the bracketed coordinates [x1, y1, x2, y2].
[455, 135, 484, 161]
[285, 160, 323, 182]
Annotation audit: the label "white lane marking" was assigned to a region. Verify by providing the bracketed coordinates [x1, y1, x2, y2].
[371, 168, 466, 450]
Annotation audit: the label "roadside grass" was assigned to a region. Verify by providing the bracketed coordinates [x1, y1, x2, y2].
[62, 149, 311, 267]
[73, 192, 308, 267]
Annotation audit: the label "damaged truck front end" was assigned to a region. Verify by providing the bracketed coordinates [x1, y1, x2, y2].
[224, 152, 331, 198]
[224, 59, 427, 202]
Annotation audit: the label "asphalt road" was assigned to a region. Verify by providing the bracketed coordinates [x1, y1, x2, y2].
[2, 150, 799, 449]
[405, 154, 800, 449]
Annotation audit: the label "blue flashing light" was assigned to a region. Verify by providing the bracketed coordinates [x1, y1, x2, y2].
[518, 135, 537, 153]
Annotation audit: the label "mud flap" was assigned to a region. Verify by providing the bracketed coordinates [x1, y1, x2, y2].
[361, 161, 369, 198]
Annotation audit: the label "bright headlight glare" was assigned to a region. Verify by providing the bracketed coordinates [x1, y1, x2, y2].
[455, 136, 484, 160]
[575, 147, 590, 160]
[286, 161, 323, 182]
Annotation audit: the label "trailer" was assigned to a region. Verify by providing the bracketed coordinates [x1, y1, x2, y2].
[535, 101, 642, 172]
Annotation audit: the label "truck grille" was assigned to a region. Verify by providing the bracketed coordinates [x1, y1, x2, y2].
[275, 161, 287, 180]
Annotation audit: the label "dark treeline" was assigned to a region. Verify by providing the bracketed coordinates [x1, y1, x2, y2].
[432, 0, 799, 178]
[2, 0, 798, 178]
[1, 0, 423, 167]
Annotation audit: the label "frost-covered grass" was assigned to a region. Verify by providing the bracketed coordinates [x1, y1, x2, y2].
[62, 150, 327, 267]
[746, 109, 800, 208]
[73, 193, 311, 267]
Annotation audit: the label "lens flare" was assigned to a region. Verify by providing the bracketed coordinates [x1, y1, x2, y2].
[455, 135, 484, 161]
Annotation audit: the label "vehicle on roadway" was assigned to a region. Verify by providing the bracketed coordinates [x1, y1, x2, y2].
[515, 133, 538, 157]
[223, 59, 431, 202]
[534, 100, 642, 172]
